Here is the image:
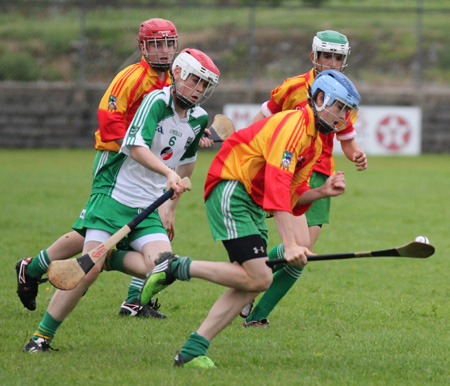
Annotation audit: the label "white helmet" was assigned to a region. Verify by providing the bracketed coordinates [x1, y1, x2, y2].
[312, 30, 350, 73]
[171, 48, 220, 109]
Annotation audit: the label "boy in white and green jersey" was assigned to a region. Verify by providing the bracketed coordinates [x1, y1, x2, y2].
[79, 85, 208, 247]
[90, 86, 207, 209]
[22, 48, 220, 353]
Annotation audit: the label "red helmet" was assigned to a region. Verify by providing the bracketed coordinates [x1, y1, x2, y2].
[139, 18, 178, 42]
[139, 18, 178, 72]
[171, 48, 220, 109]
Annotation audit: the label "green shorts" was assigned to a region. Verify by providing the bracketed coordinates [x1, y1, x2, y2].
[205, 180, 268, 245]
[72, 197, 90, 232]
[305, 171, 331, 226]
[72, 193, 166, 242]
[73, 150, 127, 236]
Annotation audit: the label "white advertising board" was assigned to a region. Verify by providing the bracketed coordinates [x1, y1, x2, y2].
[223, 104, 422, 155]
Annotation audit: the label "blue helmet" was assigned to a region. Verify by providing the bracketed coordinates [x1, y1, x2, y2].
[310, 69, 360, 134]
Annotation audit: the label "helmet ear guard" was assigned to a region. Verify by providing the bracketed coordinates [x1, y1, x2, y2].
[310, 70, 360, 134]
[171, 48, 220, 110]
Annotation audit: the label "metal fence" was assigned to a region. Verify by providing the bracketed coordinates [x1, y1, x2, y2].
[1, 0, 449, 92]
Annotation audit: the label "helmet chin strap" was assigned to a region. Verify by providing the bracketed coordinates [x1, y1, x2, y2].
[170, 77, 195, 110]
[173, 92, 195, 110]
[316, 119, 336, 134]
[143, 51, 171, 72]
[150, 61, 171, 72]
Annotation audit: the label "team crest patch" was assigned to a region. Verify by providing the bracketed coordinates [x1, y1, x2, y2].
[161, 146, 174, 160]
[281, 150, 293, 169]
[108, 94, 117, 111]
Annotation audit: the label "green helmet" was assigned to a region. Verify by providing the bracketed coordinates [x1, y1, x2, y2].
[312, 30, 350, 73]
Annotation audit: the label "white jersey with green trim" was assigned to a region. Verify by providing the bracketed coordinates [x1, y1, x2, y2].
[91, 86, 208, 208]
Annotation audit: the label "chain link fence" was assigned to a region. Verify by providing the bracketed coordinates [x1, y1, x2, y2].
[1, 0, 449, 91]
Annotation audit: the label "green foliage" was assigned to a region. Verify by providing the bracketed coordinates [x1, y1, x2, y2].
[0, 51, 39, 80]
[0, 3, 449, 84]
[42, 66, 64, 81]
[0, 150, 449, 384]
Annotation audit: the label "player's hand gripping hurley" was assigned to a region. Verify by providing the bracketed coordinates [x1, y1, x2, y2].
[265, 240, 435, 268]
[47, 177, 192, 290]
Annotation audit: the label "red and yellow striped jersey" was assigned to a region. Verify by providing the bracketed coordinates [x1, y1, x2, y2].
[265, 68, 356, 176]
[95, 57, 171, 152]
[205, 108, 322, 216]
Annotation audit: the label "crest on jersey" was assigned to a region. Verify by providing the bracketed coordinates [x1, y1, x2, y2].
[108, 94, 117, 111]
[296, 156, 305, 168]
[161, 146, 174, 160]
[129, 126, 139, 137]
[184, 136, 194, 150]
[281, 150, 293, 170]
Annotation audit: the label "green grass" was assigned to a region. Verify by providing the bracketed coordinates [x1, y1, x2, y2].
[1, 150, 449, 385]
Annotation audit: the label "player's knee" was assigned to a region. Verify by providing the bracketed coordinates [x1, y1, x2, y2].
[247, 272, 272, 292]
[259, 274, 273, 291]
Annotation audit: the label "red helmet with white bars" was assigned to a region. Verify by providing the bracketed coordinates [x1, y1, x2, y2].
[171, 48, 220, 109]
[139, 18, 178, 72]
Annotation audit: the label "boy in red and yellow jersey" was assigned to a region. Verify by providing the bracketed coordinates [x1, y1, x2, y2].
[139, 70, 361, 368]
[243, 30, 367, 327]
[16, 18, 178, 319]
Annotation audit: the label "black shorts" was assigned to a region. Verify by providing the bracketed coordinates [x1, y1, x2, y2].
[222, 234, 267, 264]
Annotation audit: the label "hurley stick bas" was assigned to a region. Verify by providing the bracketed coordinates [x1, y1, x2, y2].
[265, 241, 435, 268]
[203, 114, 236, 142]
[47, 177, 192, 290]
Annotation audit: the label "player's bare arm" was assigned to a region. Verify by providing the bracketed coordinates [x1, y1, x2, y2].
[341, 138, 367, 171]
[296, 171, 346, 207]
[273, 210, 311, 267]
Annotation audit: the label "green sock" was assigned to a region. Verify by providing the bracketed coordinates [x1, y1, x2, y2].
[32, 311, 62, 343]
[126, 277, 144, 303]
[26, 250, 50, 278]
[103, 249, 127, 273]
[102, 250, 142, 303]
[269, 244, 285, 260]
[247, 244, 303, 322]
[171, 256, 192, 281]
[268, 244, 286, 273]
[180, 332, 210, 360]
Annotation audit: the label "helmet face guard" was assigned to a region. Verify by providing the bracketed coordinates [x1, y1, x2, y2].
[311, 70, 360, 134]
[171, 49, 220, 110]
[139, 18, 178, 72]
[312, 30, 350, 73]
[313, 94, 358, 134]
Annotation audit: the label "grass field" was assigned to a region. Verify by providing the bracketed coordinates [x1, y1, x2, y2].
[1, 149, 449, 385]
